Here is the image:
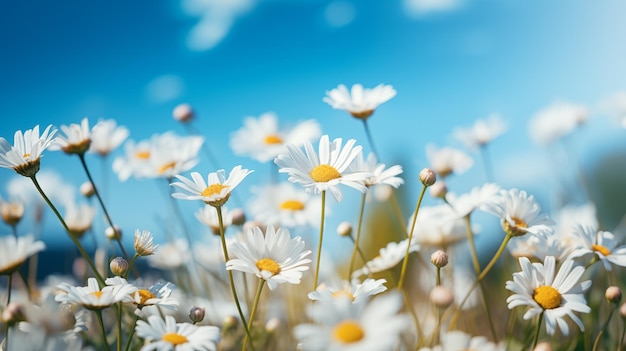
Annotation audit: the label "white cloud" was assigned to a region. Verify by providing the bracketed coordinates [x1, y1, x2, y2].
[145, 74, 185, 103]
[182, 0, 254, 51]
[404, 0, 463, 17]
[324, 1, 356, 28]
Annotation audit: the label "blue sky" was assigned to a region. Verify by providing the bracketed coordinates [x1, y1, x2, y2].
[1, 0, 626, 252]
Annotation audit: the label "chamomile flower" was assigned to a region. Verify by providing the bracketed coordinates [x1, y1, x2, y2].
[425, 144, 473, 178]
[529, 101, 588, 146]
[408, 204, 468, 248]
[55, 277, 138, 310]
[351, 239, 420, 279]
[480, 188, 554, 238]
[452, 114, 507, 150]
[348, 152, 404, 188]
[229, 112, 321, 163]
[64, 203, 96, 238]
[0, 234, 46, 275]
[106, 277, 179, 311]
[146, 239, 190, 270]
[171, 165, 253, 207]
[134, 229, 159, 257]
[308, 278, 387, 303]
[274, 134, 369, 202]
[294, 291, 409, 351]
[18, 294, 89, 339]
[135, 314, 220, 351]
[0, 197, 25, 227]
[51, 117, 97, 155]
[506, 256, 591, 336]
[0, 124, 57, 177]
[568, 226, 626, 271]
[195, 205, 233, 235]
[446, 183, 501, 217]
[323, 83, 397, 120]
[225, 225, 312, 290]
[88, 118, 129, 156]
[247, 182, 322, 228]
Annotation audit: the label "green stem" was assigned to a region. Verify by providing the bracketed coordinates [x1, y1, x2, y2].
[531, 311, 544, 350]
[123, 314, 139, 351]
[398, 184, 427, 291]
[216, 206, 255, 351]
[96, 309, 111, 351]
[435, 267, 441, 286]
[124, 255, 139, 280]
[243, 279, 266, 351]
[4, 274, 13, 351]
[117, 303, 122, 351]
[593, 305, 616, 351]
[9, 224, 17, 238]
[30, 175, 105, 287]
[618, 320, 626, 351]
[348, 192, 367, 279]
[313, 190, 327, 290]
[480, 144, 495, 183]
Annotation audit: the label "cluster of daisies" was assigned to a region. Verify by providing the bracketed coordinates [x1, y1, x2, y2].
[0, 83, 625, 351]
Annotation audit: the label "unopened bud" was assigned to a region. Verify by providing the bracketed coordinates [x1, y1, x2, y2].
[337, 221, 352, 237]
[189, 306, 206, 323]
[429, 182, 448, 198]
[419, 168, 437, 187]
[430, 250, 449, 268]
[105, 225, 122, 240]
[110, 257, 129, 276]
[265, 318, 281, 333]
[223, 315, 238, 331]
[606, 286, 622, 304]
[429, 286, 454, 309]
[80, 181, 95, 198]
[230, 208, 246, 226]
[173, 103, 194, 123]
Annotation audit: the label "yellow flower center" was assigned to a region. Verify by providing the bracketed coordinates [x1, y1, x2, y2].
[264, 135, 283, 144]
[201, 184, 229, 197]
[136, 289, 156, 305]
[90, 291, 103, 299]
[332, 290, 355, 301]
[309, 164, 341, 183]
[158, 161, 176, 174]
[22, 153, 30, 159]
[333, 320, 365, 343]
[135, 151, 150, 159]
[349, 110, 374, 120]
[256, 258, 281, 276]
[592, 244, 611, 257]
[533, 285, 562, 309]
[503, 216, 528, 237]
[162, 332, 188, 345]
[280, 200, 305, 211]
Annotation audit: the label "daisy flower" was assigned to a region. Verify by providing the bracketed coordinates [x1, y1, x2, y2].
[229, 112, 321, 163]
[308, 278, 387, 304]
[64, 203, 96, 238]
[146, 239, 190, 270]
[195, 205, 233, 235]
[247, 182, 322, 228]
[112, 138, 152, 181]
[88, 118, 129, 156]
[50, 117, 97, 155]
[0, 124, 57, 177]
[348, 152, 404, 188]
[408, 204, 468, 248]
[446, 183, 500, 217]
[55, 277, 138, 310]
[351, 239, 420, 279]
[452, 114, 507, 150]
[506, 256, 591, 336]
[480, 188, 554, 238]
[106, 276, 179, 311]
[294, 291, 409, 351]
[18, 294, 89, 339]
[529, 101, 588, 145]
[135, 314, 220, 351]
[0, 234, 46, 275]
[225, 225, 312, 290]
[171, 165, 253, 207]
[425, 144, 473, 178]
[274, 134, 369, 202]
[568, 226, 626, 271]
[0, 197, 25, 227]
[323, 83, 397, 120]
[134, 229, 159, 257]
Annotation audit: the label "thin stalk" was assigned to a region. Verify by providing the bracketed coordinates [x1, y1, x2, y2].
[243, 279, 266, 351]
[593, 305, 616, 351]
[30, 175, 105, 287]
[480, 144, 495, 183]
[362, 119, 379, 158]
[96, 310, 112, 351]
[398, 184, 427, 291]
[313, 190, 327, 290]
[117, 303, 122, 351]
[348, 192, 367, 279]
[123, 313, 140, 351]
[531, 312, 544, 350]
[435, 267, 441, 286]
[347, 235, 368, 268]
[216, 206, 255, 351]
[618, 321, 626, 351]
[78, 154, 131, 263]
[4, 273, 13, 350]
[9, 224, 17, 238]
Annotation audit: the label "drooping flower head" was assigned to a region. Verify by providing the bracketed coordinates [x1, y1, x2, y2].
[51, 117, 97, 155]
[134, 229, 159, 257]
[425, 144, 473, 178]
[230, 112, 321, 163]
[274, 135, 369, 202]
[63, 203, 96, 238]
[323, 83, 397, 120]
[135, 315, 220, 351]
[170, 165, 253, 207]
[0, 235, 46, 275]
[226, 225, 312, 290]
[0, 125, 57, 177]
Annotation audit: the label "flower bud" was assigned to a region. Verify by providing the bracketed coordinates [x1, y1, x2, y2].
[606, 286, 622, 304]
[265, 318, 281, 333]
[230, 208, 246, 226]
[337, 221, 352, 237]
[429, 181, 447, 198]
[80, 181, 95, 198]
[110, 257, 129, 277]
[419, 168, 437, 187]
[105, 225, 122, 240]
[430, 250, 449, 268]
[173, 103, 194, 123]
[189, 306, 206, 323]
[0, 200, 25, 227]
[222, 315, 239, 331]
[429, 286, 454, 309]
